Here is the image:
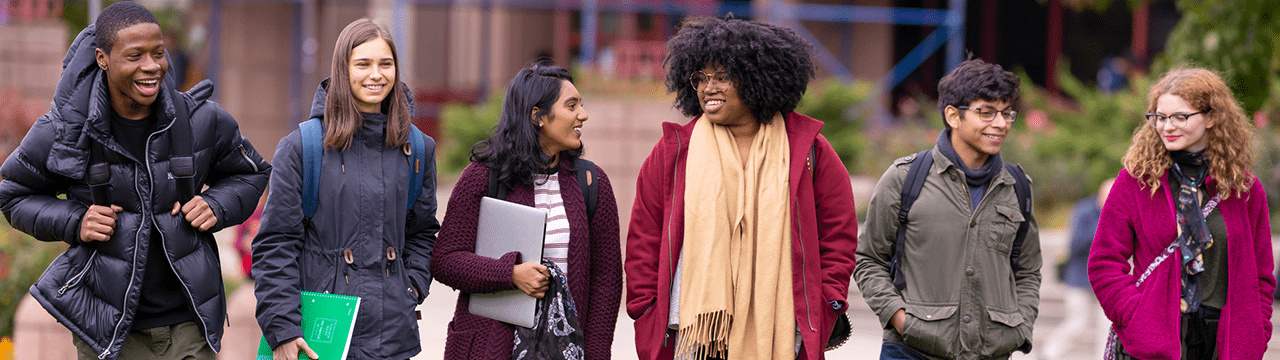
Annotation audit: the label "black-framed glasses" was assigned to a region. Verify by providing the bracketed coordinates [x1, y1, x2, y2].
[956, 106, 1017, 123]
[1146, 110, 1208, 130]
[690, 70, 731, 92]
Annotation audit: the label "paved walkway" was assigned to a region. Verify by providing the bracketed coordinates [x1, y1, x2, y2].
[406, 229, 1280, 360]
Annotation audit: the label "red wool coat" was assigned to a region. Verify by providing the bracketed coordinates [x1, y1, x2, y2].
[624, 112, 860, 360]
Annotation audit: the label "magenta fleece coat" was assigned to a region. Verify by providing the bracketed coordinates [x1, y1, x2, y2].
[1088, 169, 1274, 359]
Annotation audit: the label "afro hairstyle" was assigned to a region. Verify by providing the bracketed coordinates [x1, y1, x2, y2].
[935, 58, 1020, 129]
[663, 16, 815, 125]
[94, 1, 160, 53]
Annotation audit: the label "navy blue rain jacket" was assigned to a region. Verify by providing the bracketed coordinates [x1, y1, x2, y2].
[252, 79, 439, 360]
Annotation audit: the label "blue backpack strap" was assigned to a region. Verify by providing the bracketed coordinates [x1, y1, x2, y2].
[406, 125, 427, 212]
[890, 149, 934, 293]
[299, 118, 323, 219]
[574, 158, 598, 220]
[1004, 163, 1033, 273]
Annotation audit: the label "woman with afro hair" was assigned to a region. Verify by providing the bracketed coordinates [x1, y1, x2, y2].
[624, 16, 859, 360]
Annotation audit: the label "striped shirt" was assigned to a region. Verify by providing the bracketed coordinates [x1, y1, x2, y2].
[533, 173, 571, 273]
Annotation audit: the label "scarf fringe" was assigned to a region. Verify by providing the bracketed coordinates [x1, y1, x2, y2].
[674, 310, 731, 360]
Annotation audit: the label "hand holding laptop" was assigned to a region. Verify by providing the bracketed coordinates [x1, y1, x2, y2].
[513, 262, 550, 298]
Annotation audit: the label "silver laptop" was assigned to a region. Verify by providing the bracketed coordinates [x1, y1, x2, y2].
[468, 196, 547, 328]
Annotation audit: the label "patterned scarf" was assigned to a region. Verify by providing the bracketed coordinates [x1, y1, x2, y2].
[513, 259, 585, 360]
[1168, 150, 1213, 313]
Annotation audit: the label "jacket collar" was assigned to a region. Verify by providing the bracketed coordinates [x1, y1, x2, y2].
[927, 145, 1017, 187]
[662, 112, 827, 196]
[662, 112, 825, 151]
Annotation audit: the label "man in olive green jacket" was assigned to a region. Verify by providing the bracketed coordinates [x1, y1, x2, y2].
[854, 58, 1041, 360]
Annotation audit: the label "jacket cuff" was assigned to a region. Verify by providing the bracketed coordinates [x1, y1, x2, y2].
[266, 328, 304, 351]
[202, 194, 226, 231]
[877, 298, 907, 330]
[63, 207, 88, 246]
[409, 272, 432, 303]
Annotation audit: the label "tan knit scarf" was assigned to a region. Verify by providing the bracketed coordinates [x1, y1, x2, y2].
[677, 116, 794, 359]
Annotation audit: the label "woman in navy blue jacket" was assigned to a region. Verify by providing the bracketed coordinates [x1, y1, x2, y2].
[252, 19, 439, 360]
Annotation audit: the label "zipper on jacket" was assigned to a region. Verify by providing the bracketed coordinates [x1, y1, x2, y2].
[238, 144, 259, 173]
[142, 120, 216, 353]
[58, 250, 99, 295]
[659, 131, 682, 349]
[794, 197, 815, 332]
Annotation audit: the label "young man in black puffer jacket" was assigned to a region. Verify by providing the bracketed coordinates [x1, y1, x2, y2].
[0, 3, 270, 359]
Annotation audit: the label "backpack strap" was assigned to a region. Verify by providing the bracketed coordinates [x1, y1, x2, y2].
[405, 125, 427, 213]
[299, 118, 323, 219]
[486, 164, 510, 200]
[575, 158, 599, 220]
[87, 140, 112, 206]
[1004, 163, 1033, 273]
[168, 90, 196, 203]
[890, 149, 934, 292]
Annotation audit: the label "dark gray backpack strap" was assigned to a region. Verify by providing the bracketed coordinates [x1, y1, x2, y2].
[890, 149, 934, 293]
[575, 158, 598, 220]
[168, 90, 195, 203]
[1004, 163, 1033, 273]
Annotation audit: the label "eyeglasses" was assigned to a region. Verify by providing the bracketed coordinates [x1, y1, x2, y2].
[1146, 110, 1208, 130]
[956, 106, 1017, 123]
[690, 70, 731, 92]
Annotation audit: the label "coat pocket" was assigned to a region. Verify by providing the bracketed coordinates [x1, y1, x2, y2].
[980, 306, 1025, 356]
[986, 204, 1024, 254]
[901, 303, 958, 357]
[297, 250, 339, 294]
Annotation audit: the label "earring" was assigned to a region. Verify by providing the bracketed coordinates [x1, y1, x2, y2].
[537, 122, 543, 128]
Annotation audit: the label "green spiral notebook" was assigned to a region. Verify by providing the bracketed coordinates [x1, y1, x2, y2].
[256, 291, 360, 360]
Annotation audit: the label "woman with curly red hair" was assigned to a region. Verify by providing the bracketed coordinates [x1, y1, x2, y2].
[1089, 67, 1274, 360]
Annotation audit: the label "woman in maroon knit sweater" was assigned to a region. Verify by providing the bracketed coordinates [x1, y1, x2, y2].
[431, 62, 622, 359]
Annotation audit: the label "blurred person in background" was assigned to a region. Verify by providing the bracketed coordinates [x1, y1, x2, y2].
[1089, 67, 1274, 360]
[252, 18, 438, 360]
[1041, 178, 1114, 360]
[624, 16, 859, 360]
[0, 2, 270, 359]
[431, 61, 621, 360]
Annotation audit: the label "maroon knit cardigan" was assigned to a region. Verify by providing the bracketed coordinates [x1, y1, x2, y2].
[432, 160, 622, 359]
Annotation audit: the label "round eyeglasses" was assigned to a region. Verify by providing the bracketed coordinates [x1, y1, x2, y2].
[690, 70, 731, 92]
[956, 106, 1017, 123]
[1146, 110, 1207, 130]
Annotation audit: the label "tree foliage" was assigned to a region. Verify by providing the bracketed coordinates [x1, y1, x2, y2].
[1158, 0, 1280, 113]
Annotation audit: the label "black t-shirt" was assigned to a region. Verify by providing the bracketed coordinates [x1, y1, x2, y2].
[110, 109, 195, 329]
[108, 110, 156, 162]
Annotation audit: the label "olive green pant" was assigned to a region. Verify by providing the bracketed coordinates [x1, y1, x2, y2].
[73, 321, 214, 360]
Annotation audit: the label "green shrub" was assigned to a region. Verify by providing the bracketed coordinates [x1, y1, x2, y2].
[796, 79, 873, 174]
[0, 218, 64, 338]
[439, 92, 503, 173]
[1004, 66, 1147, 210]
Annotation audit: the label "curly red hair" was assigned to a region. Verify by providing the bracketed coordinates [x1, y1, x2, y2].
[1122, 67, 1256, 199]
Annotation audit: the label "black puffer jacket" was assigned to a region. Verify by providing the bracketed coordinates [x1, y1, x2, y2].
[252, 79, 439, 360]
[0, 25, 271, 359]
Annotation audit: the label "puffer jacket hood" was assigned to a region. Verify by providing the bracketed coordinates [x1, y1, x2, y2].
[45, 24, 214, 181]
[1, 24, 271, 359]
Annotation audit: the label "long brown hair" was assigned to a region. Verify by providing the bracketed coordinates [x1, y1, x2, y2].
[323, 18, 411, 150]
[1122, 66, 1256, 199]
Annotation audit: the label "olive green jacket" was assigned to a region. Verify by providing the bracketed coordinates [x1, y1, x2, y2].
[854, 148, 1041, 359]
